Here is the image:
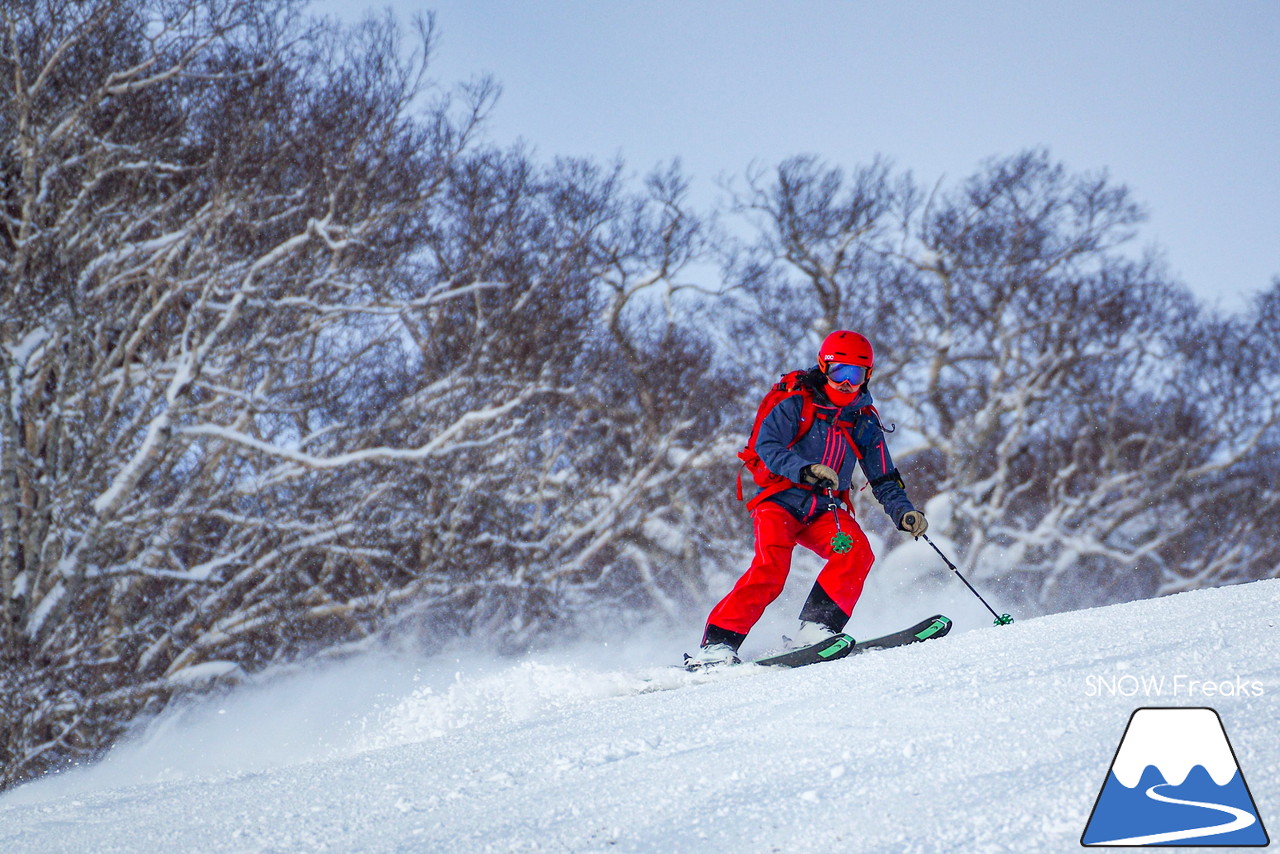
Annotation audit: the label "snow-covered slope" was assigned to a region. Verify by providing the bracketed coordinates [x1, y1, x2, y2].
[3, 580, 1278, 853]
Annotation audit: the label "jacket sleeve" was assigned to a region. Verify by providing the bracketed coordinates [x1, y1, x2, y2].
[852, 411, 915, 527]
[754, 396, 810, 484]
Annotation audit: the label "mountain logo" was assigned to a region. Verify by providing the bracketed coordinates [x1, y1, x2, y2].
[1082, 707, 1269, 847]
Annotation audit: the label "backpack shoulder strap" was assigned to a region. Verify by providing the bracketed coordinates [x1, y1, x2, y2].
[784, 373, 819, 448]
[736, 369, 816, 503]
[745, 370, 810, 448]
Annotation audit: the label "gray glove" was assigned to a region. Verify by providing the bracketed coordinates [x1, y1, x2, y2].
[900, 510, 928, 538]
[800, 464, 839, 490]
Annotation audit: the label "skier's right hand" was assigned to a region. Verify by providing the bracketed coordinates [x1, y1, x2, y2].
[800, 464, 839, 490]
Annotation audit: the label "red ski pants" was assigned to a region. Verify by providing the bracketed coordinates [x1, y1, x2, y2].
[706, 501, 875, 637]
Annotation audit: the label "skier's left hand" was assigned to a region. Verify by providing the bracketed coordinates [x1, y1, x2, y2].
[800, 464, 839, 490]
[900, 511, 928, 538]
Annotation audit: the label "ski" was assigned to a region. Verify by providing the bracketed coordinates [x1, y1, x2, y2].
[752, 614, 952, 668]
[682, 615, 951, 672]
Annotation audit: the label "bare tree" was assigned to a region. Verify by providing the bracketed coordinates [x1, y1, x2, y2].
[0, 1, 739, 789]
[356, 150, 737, 643]
[0, 0, 495, 787]
[728, 150, 1280, 611]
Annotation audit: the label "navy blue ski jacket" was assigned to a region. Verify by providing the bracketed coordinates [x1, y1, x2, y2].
[753, 370, 916, 526]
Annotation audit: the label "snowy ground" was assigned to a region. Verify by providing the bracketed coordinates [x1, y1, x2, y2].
[2, 576, 1278, 853]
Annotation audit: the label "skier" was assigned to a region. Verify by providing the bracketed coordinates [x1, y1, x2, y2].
[689, 330, 928, 666]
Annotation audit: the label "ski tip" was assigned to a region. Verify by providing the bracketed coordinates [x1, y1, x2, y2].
[914, 615, 952, 641]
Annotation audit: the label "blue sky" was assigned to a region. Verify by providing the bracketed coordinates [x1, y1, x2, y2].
[316, 1, 1279, 311]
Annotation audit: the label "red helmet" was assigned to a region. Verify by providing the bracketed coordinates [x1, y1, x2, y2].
[818, 330, 874, 377]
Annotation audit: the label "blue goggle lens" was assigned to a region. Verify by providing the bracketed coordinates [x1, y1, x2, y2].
[826, 363, 867, 385]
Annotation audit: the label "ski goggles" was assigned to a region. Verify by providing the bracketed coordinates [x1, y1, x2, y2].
[825, 362, 868, 385]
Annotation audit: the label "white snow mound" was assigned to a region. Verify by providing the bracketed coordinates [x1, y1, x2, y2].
[1, 580, 1278, 853]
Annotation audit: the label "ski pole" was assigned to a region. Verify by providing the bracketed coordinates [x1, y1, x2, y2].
[921, 534, 1013, 626]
